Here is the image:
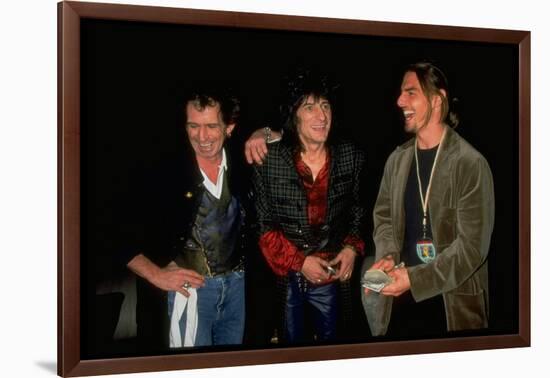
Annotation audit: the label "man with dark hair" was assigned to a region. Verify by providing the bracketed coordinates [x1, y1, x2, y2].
[125, 84, 248, 348]
[362, 62, 495, 337]
[252, 69, 366, 343]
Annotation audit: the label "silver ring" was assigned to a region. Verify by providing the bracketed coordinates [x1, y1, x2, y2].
[344, 273, 350, 279]
[182, 281, 191, 289]
[317, 279, 322, 283]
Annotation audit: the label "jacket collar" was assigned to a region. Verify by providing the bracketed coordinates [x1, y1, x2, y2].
[279, 142, 297, 173]
[175, 143, 236, 189]
[391, 125, 460, 246]
[397, 124, 458, 154]
[278, 141, 340, 176]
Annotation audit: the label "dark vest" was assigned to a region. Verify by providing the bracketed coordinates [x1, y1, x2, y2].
[174, 169, 243, 276]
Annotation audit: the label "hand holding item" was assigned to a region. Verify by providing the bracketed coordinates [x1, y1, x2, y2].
[330, 247, 356, 281]
[152, 262, 205, 297]
[127, 254, 205, 298]
[362, 260, 405, 295]
[301, 255, 332, 284]
[380, 266, 410, 297]
[370, 254, 397, 273]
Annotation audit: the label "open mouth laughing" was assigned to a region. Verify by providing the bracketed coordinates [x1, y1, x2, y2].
[403, 110, 415, 122]
[198, 142, 214, 151]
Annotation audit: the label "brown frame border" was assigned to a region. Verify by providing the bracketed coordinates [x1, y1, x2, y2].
[58, 1, 531, 376]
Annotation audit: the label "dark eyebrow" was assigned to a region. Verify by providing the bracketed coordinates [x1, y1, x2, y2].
[186, 122, 221, 126]
[303, 99, 330, 106]
[403, 86, 418, 92]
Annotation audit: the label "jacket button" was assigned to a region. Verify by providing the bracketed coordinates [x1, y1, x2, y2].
[303, 243, 309, 249]
[297, 229, 303, 234]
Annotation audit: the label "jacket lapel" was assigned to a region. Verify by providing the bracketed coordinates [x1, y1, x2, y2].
[392, 140, 414, 250]
[428, 125, 458, 211]
[393, 126, 457, 250]
[279, 142, 297, 174]
[326, 143, 342, 222]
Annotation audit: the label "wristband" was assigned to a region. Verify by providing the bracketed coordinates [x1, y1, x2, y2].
[264, 126, 272, 143]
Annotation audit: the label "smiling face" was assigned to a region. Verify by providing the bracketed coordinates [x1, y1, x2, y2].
[295, 95, 332, 148]
[185, 101, 234, 163]
[396, 71, 433, 134]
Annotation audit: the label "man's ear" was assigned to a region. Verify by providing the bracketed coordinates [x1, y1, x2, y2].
[432, 89, 447, 108]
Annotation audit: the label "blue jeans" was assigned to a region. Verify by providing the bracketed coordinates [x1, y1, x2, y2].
[168, 270, 245, 346]
[285, 271, 338, 343]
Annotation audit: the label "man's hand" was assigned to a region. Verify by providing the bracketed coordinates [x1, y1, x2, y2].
[244, 128, 282, 165]
[371, 254, 396, 272]
[127, 254, 205, 298]
[151, 262, 205, 297]
[363, 254, 396, 296]
[330, 247, 357, 281]
[301, 255, 332, 284]
[380, 267, 410, 297]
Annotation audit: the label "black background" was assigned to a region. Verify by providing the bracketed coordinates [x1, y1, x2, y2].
[80, 19, 519, 358]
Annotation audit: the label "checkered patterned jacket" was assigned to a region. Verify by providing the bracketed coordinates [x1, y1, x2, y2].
[252, 139, 366, 255]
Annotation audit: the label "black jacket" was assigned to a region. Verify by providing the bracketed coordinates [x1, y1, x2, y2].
[122, 142, 253, 351]
[251, 140, 366, 256]
[123, 142, 251, 268]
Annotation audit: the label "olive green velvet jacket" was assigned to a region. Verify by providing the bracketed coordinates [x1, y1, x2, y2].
[364, 126, 495, 335]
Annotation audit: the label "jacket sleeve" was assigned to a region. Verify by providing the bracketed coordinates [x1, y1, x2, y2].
[344, 148, 366, 254]
[372, 152, 401, 261]
[252, 160, 306, 275]
[251, 162, 274, 236]
[408, 156, 495, 301]
[365, 151, 400, 336]
[258, 230, 306, 275]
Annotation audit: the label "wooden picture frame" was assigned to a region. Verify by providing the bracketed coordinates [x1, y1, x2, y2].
[58, 1, 530, 376]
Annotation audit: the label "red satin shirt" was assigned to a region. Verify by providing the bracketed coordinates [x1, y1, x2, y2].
[259, 151, 364, 276]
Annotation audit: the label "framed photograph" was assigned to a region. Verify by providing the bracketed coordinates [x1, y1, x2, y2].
[58, 0, 530, 376]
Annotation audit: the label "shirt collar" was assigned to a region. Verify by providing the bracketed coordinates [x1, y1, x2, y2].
[220, 148, 228, 171]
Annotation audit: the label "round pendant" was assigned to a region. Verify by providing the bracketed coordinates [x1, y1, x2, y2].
[416, 238, 436, 263]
